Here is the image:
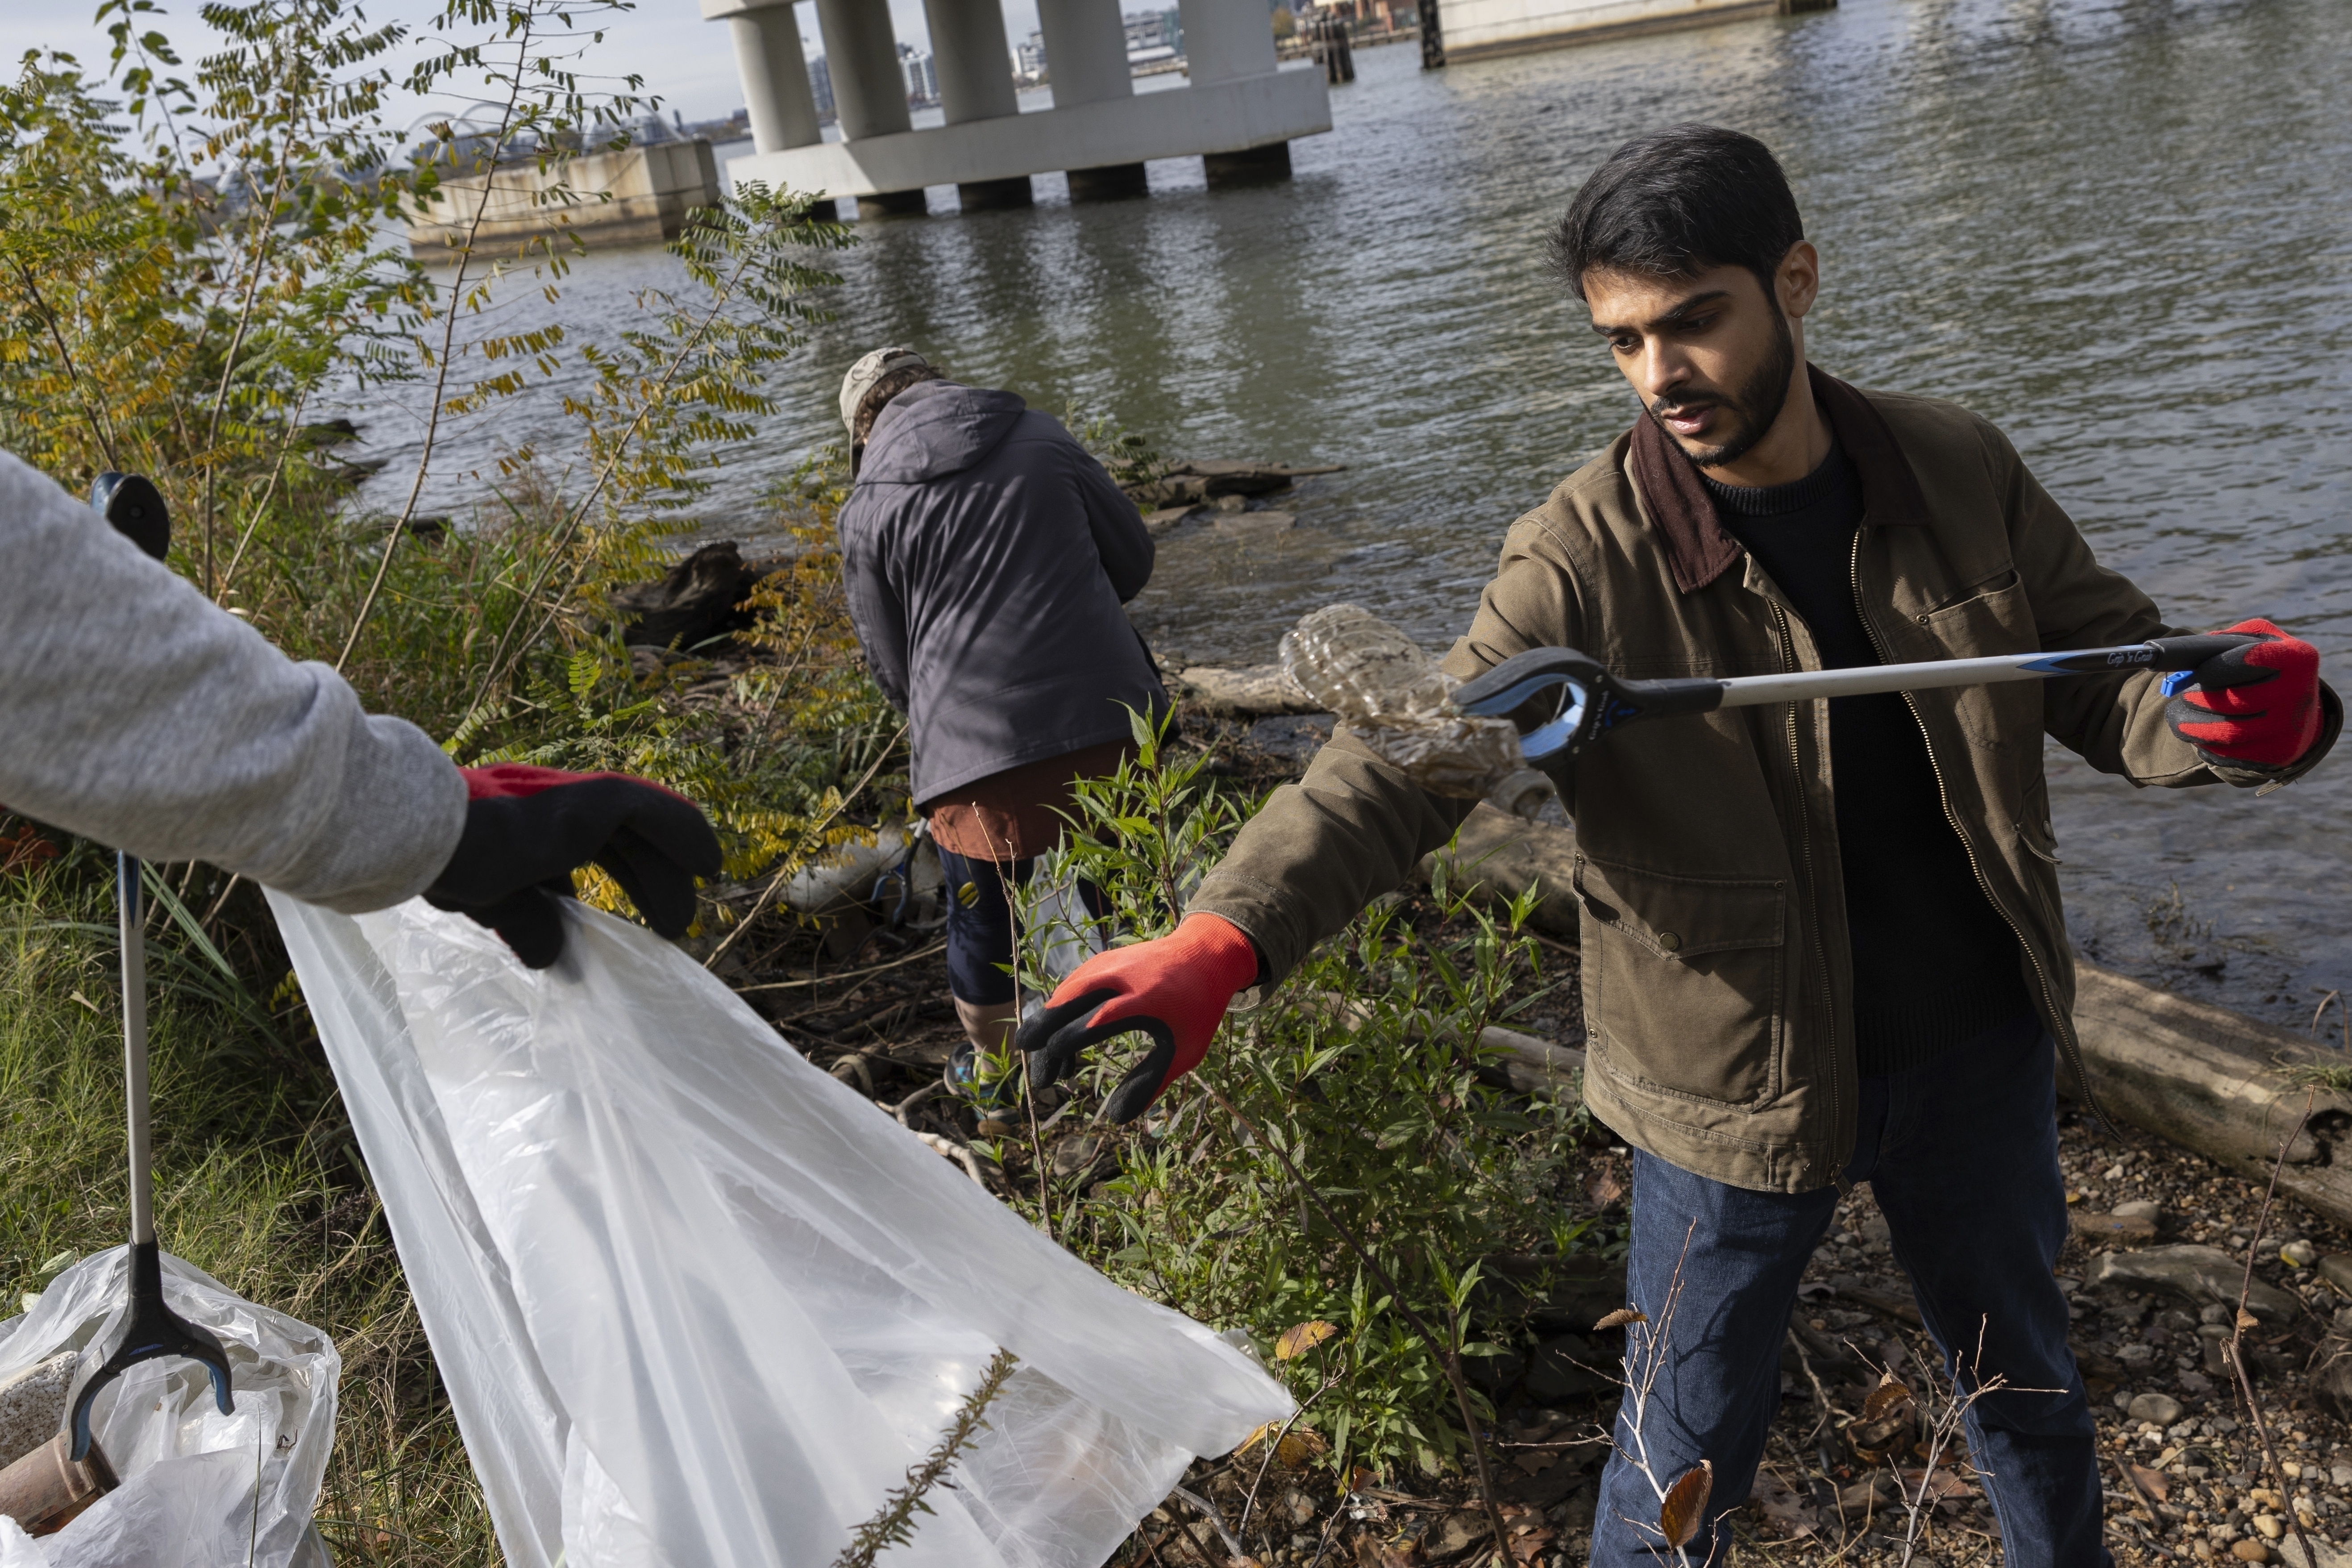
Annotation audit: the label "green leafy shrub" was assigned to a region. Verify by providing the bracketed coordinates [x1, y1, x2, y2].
[1003, 713, 1597, 1479]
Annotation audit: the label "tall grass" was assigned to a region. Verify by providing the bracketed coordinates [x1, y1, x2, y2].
[0, 849, 501, 1561]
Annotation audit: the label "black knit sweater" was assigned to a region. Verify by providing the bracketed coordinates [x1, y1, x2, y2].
[1702, 445, 2032, 1076]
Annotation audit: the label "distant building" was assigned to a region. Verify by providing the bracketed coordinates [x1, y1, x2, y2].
[681, 107, 753, 143]
[1122, 8, 1183, 65]
[1014, 29, 1048, 84]
[898, 42, 939, 106]
[808, 54, 836, 124]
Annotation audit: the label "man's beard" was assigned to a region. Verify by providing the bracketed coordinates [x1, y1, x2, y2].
[1647, 308, 1797, 471]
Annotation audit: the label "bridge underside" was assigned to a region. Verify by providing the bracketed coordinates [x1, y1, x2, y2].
[705, 0, 1331, 218]
[725, 69, 1330, 203]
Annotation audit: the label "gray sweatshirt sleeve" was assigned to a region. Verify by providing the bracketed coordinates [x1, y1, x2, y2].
[0, 452, 466, 913]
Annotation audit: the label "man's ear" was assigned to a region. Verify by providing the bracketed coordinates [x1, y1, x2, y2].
[1777, 240, 1821, 321]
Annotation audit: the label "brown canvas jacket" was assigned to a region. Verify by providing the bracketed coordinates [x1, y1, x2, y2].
[1189, 368, 2342, 1194]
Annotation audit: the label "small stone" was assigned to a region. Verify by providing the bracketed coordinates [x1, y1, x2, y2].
[2115, 1199, 2165, 1223]
[2256, 1515, 2286, 1540]
[2130, 1393, 2186, 1425]
[2076, 1210, 2159, 1244]
[2232, 1540, 2273, 1562]
[2282, 1240, 2319, 1268]
[2331, 1463, 2352, 1487]
[2321, 1256, 2352, 1297]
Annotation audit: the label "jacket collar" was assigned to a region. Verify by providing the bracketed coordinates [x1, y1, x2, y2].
[1626, 364, 1931, 594]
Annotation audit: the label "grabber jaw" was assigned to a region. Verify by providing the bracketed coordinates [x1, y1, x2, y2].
[66, 1241, 234, 1462]
[1453, 646, 1615, 765]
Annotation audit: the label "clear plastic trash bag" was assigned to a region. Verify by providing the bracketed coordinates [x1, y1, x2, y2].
[0, 1249, 337, 1568]
[266, 893, 1291, 1568]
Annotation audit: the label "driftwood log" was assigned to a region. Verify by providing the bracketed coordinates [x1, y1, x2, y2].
[2068, 965, 2352, 1226]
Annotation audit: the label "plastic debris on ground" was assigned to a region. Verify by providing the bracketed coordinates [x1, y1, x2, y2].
[268, 892, 1292, 1568]
[0, 1249, 336, 1567]
[1279, 603, 1529, 801]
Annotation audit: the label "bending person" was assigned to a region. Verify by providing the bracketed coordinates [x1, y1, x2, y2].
[0, 452, 719, 968]
[1020, 128, 2336, 1566]
[834, 347, 1164, 1085]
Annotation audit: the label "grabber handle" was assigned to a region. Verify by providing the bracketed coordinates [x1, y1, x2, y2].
[118, 855, 153, 1249]
[2145, 633, 2264, 671]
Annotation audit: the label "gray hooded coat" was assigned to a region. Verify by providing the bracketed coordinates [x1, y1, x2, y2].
[838, 382, 1165, 807]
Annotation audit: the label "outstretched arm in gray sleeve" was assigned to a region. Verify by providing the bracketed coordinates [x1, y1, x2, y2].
[0, 452, 465, 913]
[1068, 444, 1155, 603]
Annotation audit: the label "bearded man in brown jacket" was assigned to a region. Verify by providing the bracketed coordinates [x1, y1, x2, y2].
[1020, 126, 2338, 1564]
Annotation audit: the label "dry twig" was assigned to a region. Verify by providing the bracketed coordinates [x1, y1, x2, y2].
[2225, 1088, 2325, 1568]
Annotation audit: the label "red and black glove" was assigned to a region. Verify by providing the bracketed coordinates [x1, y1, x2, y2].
[1016, 914, 1261, 1123]
[2164, 619, 2323, 769]
[424, 764, 723, 969]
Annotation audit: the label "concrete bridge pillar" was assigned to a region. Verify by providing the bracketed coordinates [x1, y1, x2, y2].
[1177, 0, 1278, 87]
[925, 0, 1032, 209]
[714, 0, 823, 157]
[812, 0, 926, 215]
[1036, 0, 1145, 199]
[1177, 0, 1293, 183]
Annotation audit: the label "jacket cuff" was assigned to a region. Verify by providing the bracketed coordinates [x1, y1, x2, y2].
[1185, 872, 1301, 1001]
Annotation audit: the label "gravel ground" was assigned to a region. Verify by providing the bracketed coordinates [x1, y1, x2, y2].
[1109, 1098, 2352, 1568]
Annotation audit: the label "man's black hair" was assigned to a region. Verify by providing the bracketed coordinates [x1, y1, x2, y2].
[1548, 125, 1804, 301]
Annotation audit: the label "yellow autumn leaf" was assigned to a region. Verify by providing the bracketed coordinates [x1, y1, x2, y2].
[1235, 1421, 1330, 1469]
[1275, 1320, 1341, 1360]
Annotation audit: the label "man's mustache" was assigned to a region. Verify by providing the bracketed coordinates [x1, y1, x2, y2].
[1650, 390, 1731, 420]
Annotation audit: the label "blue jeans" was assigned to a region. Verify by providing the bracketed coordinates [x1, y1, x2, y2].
[1590, 1017, 2108, 1567]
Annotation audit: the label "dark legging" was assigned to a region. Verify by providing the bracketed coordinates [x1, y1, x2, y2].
[936, 848, 1108, 1005]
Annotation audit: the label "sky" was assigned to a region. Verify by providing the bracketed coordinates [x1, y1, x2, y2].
[0, 0, 1055, 130]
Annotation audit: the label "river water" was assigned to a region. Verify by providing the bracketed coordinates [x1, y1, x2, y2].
[341, 0, 2352, 1033]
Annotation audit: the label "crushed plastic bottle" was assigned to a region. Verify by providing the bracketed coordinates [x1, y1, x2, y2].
[1278, 603, 1533, 805]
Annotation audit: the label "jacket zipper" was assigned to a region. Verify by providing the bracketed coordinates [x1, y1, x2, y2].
[1770, 600, 1847, 1181]
[1844, 532, 2116, 1134]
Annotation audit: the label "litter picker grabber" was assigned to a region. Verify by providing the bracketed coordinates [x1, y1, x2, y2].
[1454, 633, 2264, 766]
[66, 472, 234, 1462]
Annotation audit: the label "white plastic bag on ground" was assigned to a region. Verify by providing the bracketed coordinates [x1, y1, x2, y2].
[268, 893, 1290, 1568]
[0, 1249, 337, 1567]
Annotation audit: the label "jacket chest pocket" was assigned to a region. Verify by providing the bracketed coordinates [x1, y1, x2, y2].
[1914, 567, 2035, 657]
[1574, 853, 1787, 1108]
